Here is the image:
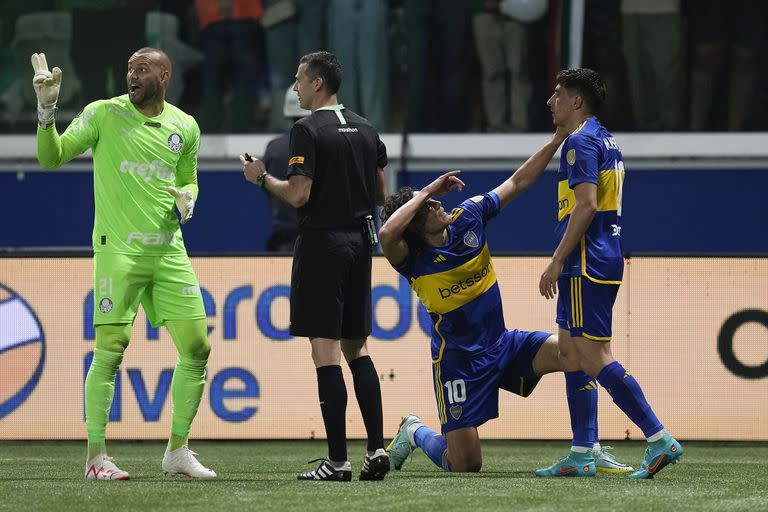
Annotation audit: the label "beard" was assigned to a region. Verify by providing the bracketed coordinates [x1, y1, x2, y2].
[128, 79, 161, 107]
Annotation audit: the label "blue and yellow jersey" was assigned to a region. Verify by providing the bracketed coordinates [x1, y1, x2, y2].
[391, 192, 506, 361]
[556, 116, 625, 283]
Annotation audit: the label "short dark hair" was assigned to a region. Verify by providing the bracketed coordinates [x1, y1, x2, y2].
[299, 51, 342, 94]
[381, 187, 428, 249]
[556, 68, 605, 112]
[132, 47, 171, 72]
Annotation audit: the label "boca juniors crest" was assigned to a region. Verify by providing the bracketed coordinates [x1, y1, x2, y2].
[463, 231, 479, 248]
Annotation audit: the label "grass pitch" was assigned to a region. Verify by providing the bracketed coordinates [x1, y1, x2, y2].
[0, 441, 766, 512]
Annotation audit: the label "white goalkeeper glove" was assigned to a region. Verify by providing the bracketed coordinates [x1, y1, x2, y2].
[167, 186, 195, 225]
[31, 53, 62, 127]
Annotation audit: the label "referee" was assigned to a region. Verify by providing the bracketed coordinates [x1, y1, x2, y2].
[241, 51, 389, 482]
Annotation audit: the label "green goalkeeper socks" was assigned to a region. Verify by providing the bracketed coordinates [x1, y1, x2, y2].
[168, 433, 188, 452]
[85, 322, 208, 456]
[168, 355, 207, 451]
[87, 442, 107, 461]
[85, 348, 123, 459]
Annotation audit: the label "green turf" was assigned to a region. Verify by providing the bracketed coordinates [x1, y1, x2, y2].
[0, 441, 766, 512]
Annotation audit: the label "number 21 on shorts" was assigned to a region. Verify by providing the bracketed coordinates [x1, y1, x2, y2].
[98, 277, 113, 296]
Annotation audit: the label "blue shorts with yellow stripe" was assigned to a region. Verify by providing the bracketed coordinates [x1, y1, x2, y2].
[432, 329, 551, 434]
[556, 275, 619, 341]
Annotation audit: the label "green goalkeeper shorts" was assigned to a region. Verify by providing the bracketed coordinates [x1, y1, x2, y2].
[92, 252, 206, 328]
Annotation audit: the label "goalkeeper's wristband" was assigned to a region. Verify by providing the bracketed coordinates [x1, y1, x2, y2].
[37, 103, 57, 127]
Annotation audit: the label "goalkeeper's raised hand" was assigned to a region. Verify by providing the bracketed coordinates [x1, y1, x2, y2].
[167, 186, 195, 224]
[31, 53, 61, 127]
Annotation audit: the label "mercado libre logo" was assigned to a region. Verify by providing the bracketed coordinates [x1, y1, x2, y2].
[0, 284, 46, 419]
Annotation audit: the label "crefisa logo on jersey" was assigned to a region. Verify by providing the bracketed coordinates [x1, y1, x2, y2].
[167, 132, 184, 153]
[0, 284, 46, 419]
[99, 297, 113, 314]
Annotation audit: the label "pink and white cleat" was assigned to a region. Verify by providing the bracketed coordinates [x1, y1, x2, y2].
[85, 454, 130, 480]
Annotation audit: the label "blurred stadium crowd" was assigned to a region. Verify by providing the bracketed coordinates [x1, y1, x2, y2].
[0, 0, 766, 134]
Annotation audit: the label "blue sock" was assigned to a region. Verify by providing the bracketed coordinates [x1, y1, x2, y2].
[596, 361, 663, 438]
[565, 371, 598, 449]
[414, 425, 450, 471]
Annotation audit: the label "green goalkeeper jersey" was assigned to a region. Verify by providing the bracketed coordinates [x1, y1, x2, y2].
[37, 95, 201, 255]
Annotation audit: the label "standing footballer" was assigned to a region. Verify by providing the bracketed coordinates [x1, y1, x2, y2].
[536, 68, 682, 479]
[33, 48, 215, 480]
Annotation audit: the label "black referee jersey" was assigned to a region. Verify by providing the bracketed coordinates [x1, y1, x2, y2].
[286, 104, 387, 229]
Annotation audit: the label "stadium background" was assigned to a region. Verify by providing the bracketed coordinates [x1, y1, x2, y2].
[1, 0, 767, 444]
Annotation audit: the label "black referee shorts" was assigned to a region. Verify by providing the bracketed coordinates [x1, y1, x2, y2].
[289, 229, 372, 339]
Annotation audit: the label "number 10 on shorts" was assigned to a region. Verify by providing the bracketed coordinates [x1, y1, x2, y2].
[444, 379, 467, 404]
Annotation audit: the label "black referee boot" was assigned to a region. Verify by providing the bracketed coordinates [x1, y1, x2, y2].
[297, 458, 352, 481]
[359, 448, 390, 481]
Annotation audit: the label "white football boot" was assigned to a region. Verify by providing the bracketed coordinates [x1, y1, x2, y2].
[592, 445, 635, 474]
[162, 445, 217, 479]
[85, 454, 130, 481]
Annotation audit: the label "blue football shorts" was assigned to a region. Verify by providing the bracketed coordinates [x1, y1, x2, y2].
[431, 329, 552, 434]
[556, 275, 619, 341]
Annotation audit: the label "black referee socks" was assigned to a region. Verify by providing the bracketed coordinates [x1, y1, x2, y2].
[316, 364, 348, 462]
[349, 355, 384, 452]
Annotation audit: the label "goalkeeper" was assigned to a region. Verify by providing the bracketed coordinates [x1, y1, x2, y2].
[33, 48, 215, 480]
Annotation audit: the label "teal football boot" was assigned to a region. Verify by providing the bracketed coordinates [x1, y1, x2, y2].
[535, 450, 596, 477]
[628, 434, 682, 479]
[386, 414, 423, 470]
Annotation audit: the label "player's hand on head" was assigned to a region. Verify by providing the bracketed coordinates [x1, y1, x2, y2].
[425, 170, 464, 197]
[31, 53, 62, 125]
[167, 186, 195, 224]
[240, 154, 266, 184]
[553, 125, 569, 144]
[446, 173, 465, 193]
